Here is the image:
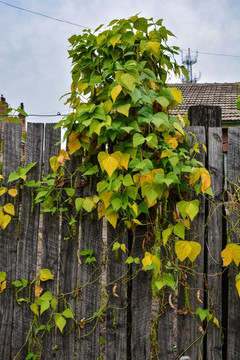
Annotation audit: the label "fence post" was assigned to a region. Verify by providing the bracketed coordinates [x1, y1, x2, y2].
[0, 123, 22, 360]
[12, 123, 44, 358]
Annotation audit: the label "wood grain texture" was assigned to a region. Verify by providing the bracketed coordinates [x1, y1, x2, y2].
[56, 155, 81, 360]
[0, 123, 21, 359]
[12, 123, 44, 358]
[106, 223, 128, 360]
[40, 124, 61, 359]
[189, 105, 222, 128]
[75, 181, 103, 360]
[177, 126, 206, 359]
[226, 127, 240, 360]
[206, 128, 223, 359]
[131, 224, 152, 360]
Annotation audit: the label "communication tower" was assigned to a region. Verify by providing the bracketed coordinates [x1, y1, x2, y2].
[181, 48, 201, 83]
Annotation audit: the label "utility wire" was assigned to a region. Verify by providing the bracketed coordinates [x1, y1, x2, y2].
[180, 49, 240, 58]
[1, 1, 239, 58]
[0, 0, 92, 29]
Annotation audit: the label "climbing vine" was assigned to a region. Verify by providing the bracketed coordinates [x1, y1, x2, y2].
[2, 15, 235, 359]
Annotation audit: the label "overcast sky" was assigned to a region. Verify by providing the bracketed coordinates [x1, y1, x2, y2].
[0, 0, 239, 123]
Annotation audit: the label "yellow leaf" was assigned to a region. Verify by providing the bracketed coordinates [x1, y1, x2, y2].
[117, 104, 131, 117]
[77, 82, 88, 94]
[68, 131, 81, 155]
[105, 211, 119, 228]
[148, 80, 158, 90]
[35, 285, 43, 297]
[111, 85, 122, 103]
[40, 269, 54, 281]
[99, 190, 113, 209]
[152, 255, 161, 271]
[175, 241, 192, 262]
[200, 168, 211, 194]
[0, 187, 7, 196]
[57, 150, 70, 166]
[4, 203, 15, 216]
[165, 135, 178, 149]
[81, 135, 90, 143]
[132, 219, 142, 225]
[148, 42, 161, 59]
[168, 88, 182, 104]
[232, 244, 240, 266]
[98, 201, 107, 219]
[202, 143, 207, 154]
[107, 151, 130, 171]
[103, 99, 113, 114]
[188, 241, 201, 262]
[132, 203, 138, 216]
[221, 245, 233, 266]
[162, 225, 173, 245]
[0, 175, 4, 179]
[0, 280, 6, 293]
[142, 252, 152, 268]
[102, 155, 119, 178]
[189, 168, 201, 185]
[160, 150, 173, 158]
[98, 152, 109, 172]
[50, 156, 60, 173]
[8, 189, 18, 197]
[120, 244, 126, 253]
[1, 214, 11, 230]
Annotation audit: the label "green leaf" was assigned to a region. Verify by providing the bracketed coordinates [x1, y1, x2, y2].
[120, 73, 136, 92]
[134, 17, 148, 33]
[133, 133, 145, 147]
[64, 188, 75, 198]
[51, 298, 58, 311]
[123, 174, 134, 186]
[30, 303, 39, 316]
[79, 249, 93, 256]
[174, 222, 185, 240]
[162, 273, 175, 290]
[75, 198, 85, 212]
[112, 242, 121, 251]
[125, 256, 134, 264]
[40, 269, 54, 281]
[13, 280, 23, 287]
[83, 165, 99, 176]
[55, 314, 66, 333]
[8, 172, 20, 182]
[62, 308, 74, 319]
[0, 271, 6, 282]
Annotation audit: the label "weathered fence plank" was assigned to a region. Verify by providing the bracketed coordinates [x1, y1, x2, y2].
[131, 224, 152, 360]
[76, 182, 103, 360]
[56, 155, 81, 359]
[226, 127, 240, 360]
[40, 124, 61, 359]
[207, 127, 223, 359]
[0, 123, 22, 360]
[177, 126, 206, 359]
[12, 123, 44, 358]
[106, 224, 128, 360]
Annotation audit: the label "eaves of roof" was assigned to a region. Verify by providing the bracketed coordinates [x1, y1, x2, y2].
[168, 82, 240, 126]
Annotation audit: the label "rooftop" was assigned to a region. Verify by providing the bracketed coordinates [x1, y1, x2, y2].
[169, 83, 240, 126]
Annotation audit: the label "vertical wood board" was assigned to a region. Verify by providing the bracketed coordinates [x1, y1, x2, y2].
[0, 124, 21, 359]
[12, 123, 44, 358]
[207, 128, 223, 359]
[226, 127, 240, 360]
[106, 224, 128, 360]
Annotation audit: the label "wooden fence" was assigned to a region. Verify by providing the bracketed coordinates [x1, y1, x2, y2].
[0, 106, 239, 360]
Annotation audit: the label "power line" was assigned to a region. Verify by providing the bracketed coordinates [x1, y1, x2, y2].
[0, 0, 92, 29]
[181, 49, 240, 58]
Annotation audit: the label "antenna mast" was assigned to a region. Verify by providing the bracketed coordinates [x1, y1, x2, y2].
[181, 48, 201, 83]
